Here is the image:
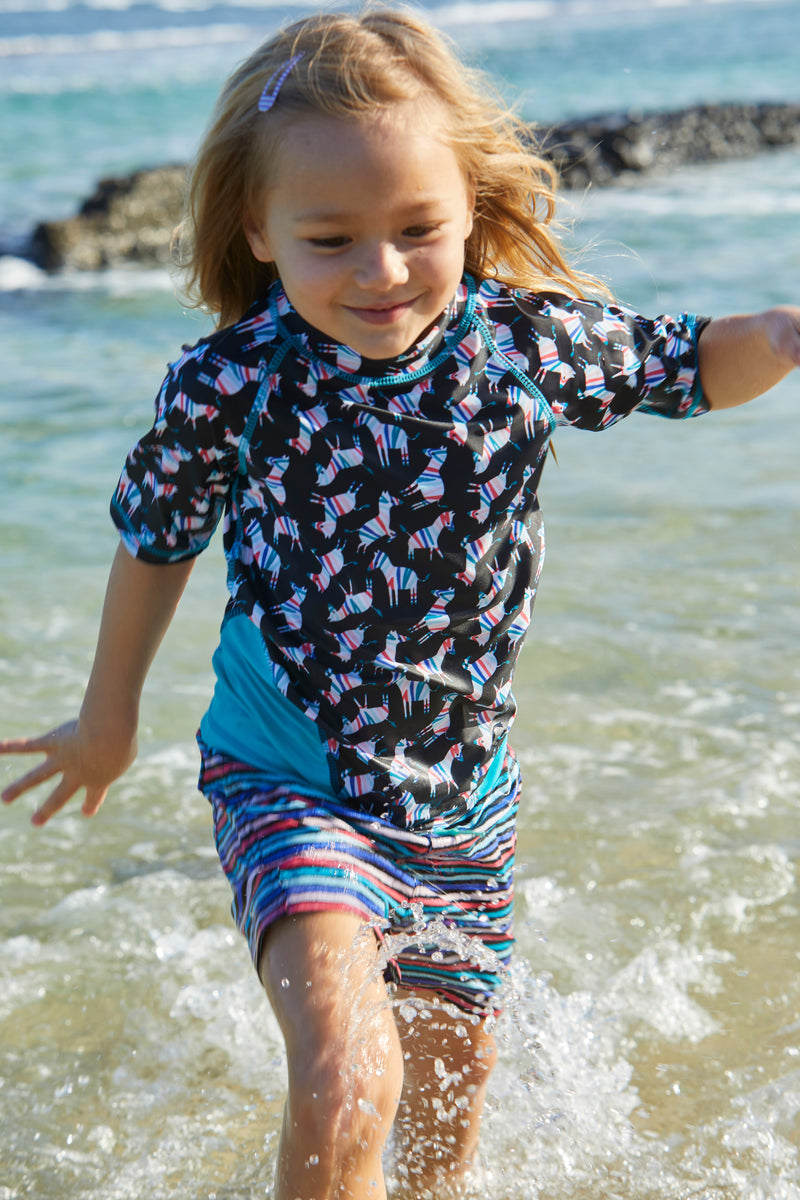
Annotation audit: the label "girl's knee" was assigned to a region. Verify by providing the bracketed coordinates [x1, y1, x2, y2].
[287, 1009, 404, 1138]
[287, 1033, 403, 1159]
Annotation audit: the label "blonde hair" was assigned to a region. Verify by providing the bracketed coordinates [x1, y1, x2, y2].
[179, 7, 597, 330]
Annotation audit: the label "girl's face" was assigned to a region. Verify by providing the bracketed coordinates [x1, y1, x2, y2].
[245, 99, 474, 360]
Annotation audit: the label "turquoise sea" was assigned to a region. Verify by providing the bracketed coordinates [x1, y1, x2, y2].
[1, 1, 799, 1196]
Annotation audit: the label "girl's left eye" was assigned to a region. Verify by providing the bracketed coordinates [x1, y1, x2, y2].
[403, 224, 438, 239]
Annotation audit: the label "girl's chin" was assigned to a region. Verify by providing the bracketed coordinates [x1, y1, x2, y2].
[341, 311, 444, 361]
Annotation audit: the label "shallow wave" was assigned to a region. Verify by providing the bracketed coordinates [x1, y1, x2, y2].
[0, 254, 175, 293]
[578, 175, 800, 221]
[0, 255, 44, 288]
[0, 0, 299, 14]
[0, 21, 260, 56]
[0, 0, 791, 28]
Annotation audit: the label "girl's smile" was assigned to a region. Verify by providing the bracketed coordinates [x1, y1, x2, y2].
[244, 99, 474, 359]
[344, 299, 418, 324]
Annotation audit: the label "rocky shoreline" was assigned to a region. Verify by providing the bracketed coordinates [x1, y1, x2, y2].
[19, 100, 800, 273]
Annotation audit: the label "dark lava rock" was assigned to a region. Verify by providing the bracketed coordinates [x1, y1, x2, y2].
[30, 164, 187, 272]
[540, 101, 800, 190]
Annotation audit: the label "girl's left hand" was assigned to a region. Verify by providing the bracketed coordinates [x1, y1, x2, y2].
[761, 305, 800, 368]
[700, 304, 800, 408]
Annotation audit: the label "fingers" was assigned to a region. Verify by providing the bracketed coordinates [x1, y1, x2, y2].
[0, 723, 107, 823]
[2, 718, 121, 824]
[4, 770, 107, 826]
[0, 730, 63, 803]
[777, 320, 800, 367]
[0, 732, 58, 757]
[81, 787, 108, 819]
[31, 776, 82, 827]
[766, 306, 800, 367]
[786, 323, 800, 367]
[1, 752, 60, 804]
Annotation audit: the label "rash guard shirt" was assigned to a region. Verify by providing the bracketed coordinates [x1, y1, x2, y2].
[112, 275, 709, 828]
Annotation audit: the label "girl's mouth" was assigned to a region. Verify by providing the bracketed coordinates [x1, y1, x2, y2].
[345, 299, 416, 325]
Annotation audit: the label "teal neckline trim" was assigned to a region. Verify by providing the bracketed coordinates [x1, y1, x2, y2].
[470, 309, 557, 434]
[268, 276, 479, 389]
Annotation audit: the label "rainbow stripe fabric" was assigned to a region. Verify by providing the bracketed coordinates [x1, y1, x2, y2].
[200, 743, 520, 1014]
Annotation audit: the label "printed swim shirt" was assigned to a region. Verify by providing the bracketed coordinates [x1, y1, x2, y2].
[112, 275, 709, 828]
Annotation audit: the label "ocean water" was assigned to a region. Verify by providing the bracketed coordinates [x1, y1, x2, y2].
[1, 0, 799, 1197]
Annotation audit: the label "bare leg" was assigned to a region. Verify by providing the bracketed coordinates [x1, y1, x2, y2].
[260, 912, 404, 1200]
[391, 989, 497, 1198]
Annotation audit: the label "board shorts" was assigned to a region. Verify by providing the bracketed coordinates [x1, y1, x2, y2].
[199, 744, 520, 1016]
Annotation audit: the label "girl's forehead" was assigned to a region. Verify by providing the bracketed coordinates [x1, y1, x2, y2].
[259, 103, 472, 219]
[269, 99, 459, 179]
[281, 95, 448, 148]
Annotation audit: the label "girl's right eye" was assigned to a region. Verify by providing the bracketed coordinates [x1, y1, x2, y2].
[307, 236, 350, 249]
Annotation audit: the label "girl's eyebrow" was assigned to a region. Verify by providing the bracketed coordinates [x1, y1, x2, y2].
[291, 199, 446, 225]
[291, 210, 351, 225]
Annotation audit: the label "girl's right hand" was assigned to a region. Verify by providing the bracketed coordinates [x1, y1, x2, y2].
[0, 545, 196, 828]
[0, 717, 137, 826]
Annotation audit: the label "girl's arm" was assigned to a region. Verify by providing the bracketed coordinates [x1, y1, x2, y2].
[0, 543, 194, 826]
[698, 305, 800, 409]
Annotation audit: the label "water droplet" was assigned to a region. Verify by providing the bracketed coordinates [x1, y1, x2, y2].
[281, 978, 290, 989]
[357, 1098, 379, 1117]
[308, 1153, 319, 1166]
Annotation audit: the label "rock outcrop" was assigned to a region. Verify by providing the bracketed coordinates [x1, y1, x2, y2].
[29, 165, 187, 272]
[539, 101, 800, 190]
[22, 101, 800, 272]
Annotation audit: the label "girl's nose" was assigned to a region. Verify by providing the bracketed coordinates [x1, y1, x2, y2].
[355, 241, 409, 289]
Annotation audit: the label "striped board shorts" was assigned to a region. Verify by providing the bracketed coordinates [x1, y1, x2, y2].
[199, 746, 521, 1016]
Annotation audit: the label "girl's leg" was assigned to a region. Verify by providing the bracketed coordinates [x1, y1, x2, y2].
[392, 989, 497, 1197]
[259, 911, 404, 1200]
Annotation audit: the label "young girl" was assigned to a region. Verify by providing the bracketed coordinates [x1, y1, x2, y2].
[2, 8, 799, 1199]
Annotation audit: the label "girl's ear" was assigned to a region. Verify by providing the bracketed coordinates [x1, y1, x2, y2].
[244, 213, 273, 264]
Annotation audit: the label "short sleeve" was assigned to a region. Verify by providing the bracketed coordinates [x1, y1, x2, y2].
[519, 294, 711, 431]
[111, 349, 250, 563]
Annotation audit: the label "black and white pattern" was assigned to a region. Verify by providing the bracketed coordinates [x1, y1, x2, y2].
[112, 275, 709, 827]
